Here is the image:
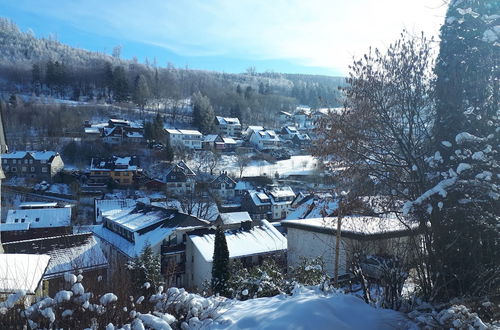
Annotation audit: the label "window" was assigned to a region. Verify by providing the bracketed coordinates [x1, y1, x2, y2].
[41, 160, 47, 164]
[14, 219, 19, 223]
[29, 159, 33, 164]
[31, 167, 35, 172]
[22, 167, 27, 172]
[12, 159, 16, 164]
[2, 159, 6, 164]
[24, 159, 28, 164]
[42, 167, 48, 173]
[21, 219, 25, 223]
[11, 167, 17, 172]
[35, 217, 40, 222]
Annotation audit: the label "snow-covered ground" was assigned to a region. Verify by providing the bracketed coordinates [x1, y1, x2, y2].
[211, 286, 414, 330]
[218, 155, 320, 178]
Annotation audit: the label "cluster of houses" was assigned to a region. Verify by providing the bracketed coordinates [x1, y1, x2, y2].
[0, 106, 422, 301]
[84, 119, 144, 144]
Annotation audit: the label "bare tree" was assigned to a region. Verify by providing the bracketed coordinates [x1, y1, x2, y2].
[314, 31, 436, 296]
[235, 149, 250, 178]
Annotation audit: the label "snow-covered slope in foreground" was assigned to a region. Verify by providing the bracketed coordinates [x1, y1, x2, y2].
[211, 287, 413, 330]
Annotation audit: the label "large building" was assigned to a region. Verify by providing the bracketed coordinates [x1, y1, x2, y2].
[1, 151, 64, 181]
[165, 128, 203, 149]
[89, 156, 140, 186]
[215, 116, 242, 137]
[249, 130, 281, 151]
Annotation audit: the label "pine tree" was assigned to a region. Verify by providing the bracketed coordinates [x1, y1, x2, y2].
[133, 74, 150, 110]
[127, 244, 162, 295]
[425, 0, 499, 299]
[211, 226, 230, 296]
[192, 92, 216, 134]
[112, 66, 128, 102]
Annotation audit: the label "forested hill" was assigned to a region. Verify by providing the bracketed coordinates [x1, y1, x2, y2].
[0, 17, 344, 123]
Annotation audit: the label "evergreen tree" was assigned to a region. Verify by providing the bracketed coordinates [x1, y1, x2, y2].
[424, 0, 499, 299]
[112, 66, 128, 102]
[127, 244, 162, 295]
[211, 226, 230, 296]
[192, 91, 216, 134]
[133, 74, 150, 110]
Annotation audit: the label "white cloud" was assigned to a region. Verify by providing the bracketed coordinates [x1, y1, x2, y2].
[16, 0, 448, 74]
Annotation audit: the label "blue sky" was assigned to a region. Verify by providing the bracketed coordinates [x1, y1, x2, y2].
[2, 0, 448, 76]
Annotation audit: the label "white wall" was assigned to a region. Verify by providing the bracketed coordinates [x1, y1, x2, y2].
[287, 227, 347, 277]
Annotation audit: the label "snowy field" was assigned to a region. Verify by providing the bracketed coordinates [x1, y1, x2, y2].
[218, 155, 320, 178]
[211, 286, 414, 330]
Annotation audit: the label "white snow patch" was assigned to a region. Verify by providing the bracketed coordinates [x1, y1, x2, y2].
[100, 293, 118, 306]
[441, 141, 452, 147]
[455, 132, 483, 145]
[457, 163, 471, 174]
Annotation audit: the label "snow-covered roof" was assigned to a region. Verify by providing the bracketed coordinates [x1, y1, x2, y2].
[222, 137, 237, 144]
[0, 254, 51, 294]
[235, 181, 254, 191]
[19, 202, 58, 209]
[95, 199, 138, 223]
[218, 212, 252, 225]
[84, 127, 101, 134]
[2, 151, 58, 161]
[248, 190, 271, 206]
[279, 111, 292, 116]
[109, 118, 130, 126]
[286, 197, 338, 220]
[204, 134, 220, 142]
[216, 116, 241, 126]
[253, 130, 281, 142]
[93, 209, 208, 258]
[90, 156, 138, 171]
[0, 222, 31, 231]
[267, 186, 295, 199]
[190, 220, 287, 262]
[283, 126, 299, 134]
[3, 233, 108, 279]
[6, 208, 71, 229]
[126, 131, 144, 138]
[166, 128, 202, 136]
[245, 126, 264, 134]
[282, 216, 419, 238]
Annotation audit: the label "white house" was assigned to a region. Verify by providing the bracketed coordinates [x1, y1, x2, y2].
[215, 116, 242, 137]
[243, 126, 264, 139]
[267, 186, 295, 220]
[165, 128, 203, 149]
[6, 207, 72, 229]
[282, 216, 421, 277]
[186, 220, 287, 289]
[249, 130, 281, 151]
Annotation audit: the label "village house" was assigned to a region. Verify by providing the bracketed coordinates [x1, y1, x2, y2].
[3, 233, 108, 296]
[278, 111, 294, 125]
[185, 219, 287, 289]
[292, 133, 312, 147]
[243, 125, 264, 140]
[279, 126, 300, 140]
[202, 134, 225, 150]
[209, 171, 236, 201]
[88, 156, 141, 187]
[282, 216, 421, 278]
[91, 202, 209, 288]
[164, 161, 196, 196]
[241, 190, 272, 221]
[165, 128, 203, 149]
[249, 130, 281, 151]
[2, 202, 72, 243]
[267, 186, 296, 220]
[1, 151, 64, 182]
[215, 116, 242, 137]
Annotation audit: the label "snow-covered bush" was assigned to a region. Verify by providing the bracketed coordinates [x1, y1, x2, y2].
[0, 273, 225, 329]
[407, 303, 495, 329]
[290, 256, 330, 286]
[227, 259, 291, 300]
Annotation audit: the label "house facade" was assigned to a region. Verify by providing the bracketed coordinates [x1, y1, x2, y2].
[241, 190, 272, 221]
[164, 161, 196, 196]
[249, 130, 281, 151]
[1, 151, 64, 181]
[165, 129, 203, 149]
[282, 216, 421, 277]
[209, 171, 236, 200]
[215, 116, 242, 137]
[89, 156, 140, 186]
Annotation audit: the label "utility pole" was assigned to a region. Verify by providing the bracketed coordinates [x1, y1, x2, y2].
[334, 197, 343, 286]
